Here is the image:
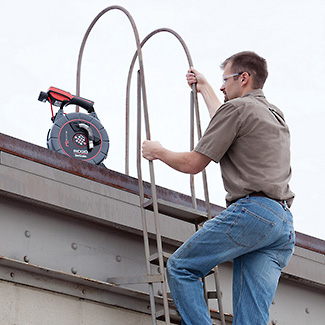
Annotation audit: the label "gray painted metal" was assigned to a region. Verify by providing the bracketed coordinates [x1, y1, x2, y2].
[0, 134, 325, 324]
[143, 198, 208, 224]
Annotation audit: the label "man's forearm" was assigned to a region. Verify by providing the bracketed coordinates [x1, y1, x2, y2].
[142, 141, 211, 174]
[157, 149, 202, 174]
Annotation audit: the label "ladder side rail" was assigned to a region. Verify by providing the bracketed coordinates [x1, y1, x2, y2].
[125, 27, 195, 179]
[124, 27, 198, 325]
[76, 5, 141, 109]
[192, 87, 226, 325]
[135, 29, 196, 324]
[75, 7, 171, 324]
[190, 91, 197, 210]
[213, 266, 226, 324]
[136, 70, 157, 324]
[139, 67, 171, 324]
[74, 5, 145, 174]
[191, 88, 212, 219]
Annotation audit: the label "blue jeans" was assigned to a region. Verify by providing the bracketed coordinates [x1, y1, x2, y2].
[166, 196, 295, 325]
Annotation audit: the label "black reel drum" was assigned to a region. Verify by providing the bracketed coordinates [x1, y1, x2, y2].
[39, 87, 109, 165]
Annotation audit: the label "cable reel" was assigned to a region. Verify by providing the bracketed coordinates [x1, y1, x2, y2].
[38, 87, 109, 165]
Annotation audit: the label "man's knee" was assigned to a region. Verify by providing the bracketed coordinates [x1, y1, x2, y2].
[166, 254, 175, 276]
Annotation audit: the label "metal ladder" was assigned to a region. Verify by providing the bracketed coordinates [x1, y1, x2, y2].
[75, 6, 226, 325]
[135, 72, 226, 324]
[127, 28, 226, 324]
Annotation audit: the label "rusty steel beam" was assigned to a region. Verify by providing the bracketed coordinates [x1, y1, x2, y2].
[0, 133, 221, 215]
[294, 232, 325, 255]
[0, 132, 324, 255]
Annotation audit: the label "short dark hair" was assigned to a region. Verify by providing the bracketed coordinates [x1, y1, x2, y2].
[221, 51, 268, 89]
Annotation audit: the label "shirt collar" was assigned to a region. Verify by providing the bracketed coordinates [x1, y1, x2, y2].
[242, 89, 265, 98]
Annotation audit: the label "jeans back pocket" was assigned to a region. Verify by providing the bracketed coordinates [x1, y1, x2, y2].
[226, 207, 275, 248]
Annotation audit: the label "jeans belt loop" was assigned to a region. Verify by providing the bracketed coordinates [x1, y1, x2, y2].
[283, 200, 288, 210]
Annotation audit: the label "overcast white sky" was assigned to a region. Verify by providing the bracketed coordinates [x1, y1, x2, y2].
[1, 0, 325, 240]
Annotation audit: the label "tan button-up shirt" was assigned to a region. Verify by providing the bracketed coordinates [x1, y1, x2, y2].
[195, 89, 295, 207]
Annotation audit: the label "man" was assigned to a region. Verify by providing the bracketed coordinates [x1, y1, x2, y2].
[142, 51, 295, 324]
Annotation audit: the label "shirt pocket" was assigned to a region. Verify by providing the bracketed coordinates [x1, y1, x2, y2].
[226, 207, 275, 248]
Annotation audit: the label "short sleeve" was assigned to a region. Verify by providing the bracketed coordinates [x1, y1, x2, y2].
[194, 102, 242, 162]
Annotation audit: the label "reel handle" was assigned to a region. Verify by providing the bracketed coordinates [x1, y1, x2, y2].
[38, 87, 95, 113]
[67, 96, 94, 113]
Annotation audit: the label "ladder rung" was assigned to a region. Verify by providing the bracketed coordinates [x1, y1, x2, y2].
[210, 309, 233, 323]
[107, 274, 163, 285]
[156, 307, 181, 324]
[143, 198, 208, 224]
[150, 251, 172, 265]
[207, 291, 219, 299]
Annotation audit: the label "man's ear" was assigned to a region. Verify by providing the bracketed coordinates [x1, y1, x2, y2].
[241, 72, 250, 85]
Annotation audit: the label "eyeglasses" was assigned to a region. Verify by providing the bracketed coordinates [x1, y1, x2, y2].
[222, 71, 250, 85]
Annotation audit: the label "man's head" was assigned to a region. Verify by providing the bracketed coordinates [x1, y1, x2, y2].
[220, 51, 268, 102]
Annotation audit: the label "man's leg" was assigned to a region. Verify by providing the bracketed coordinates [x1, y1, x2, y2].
[166, 202, 265, 325]
[167, 197, 294, 324]
[166, 229, 219, 324]
[232, 203, 295, 324]
[232, 251, 282, 324]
